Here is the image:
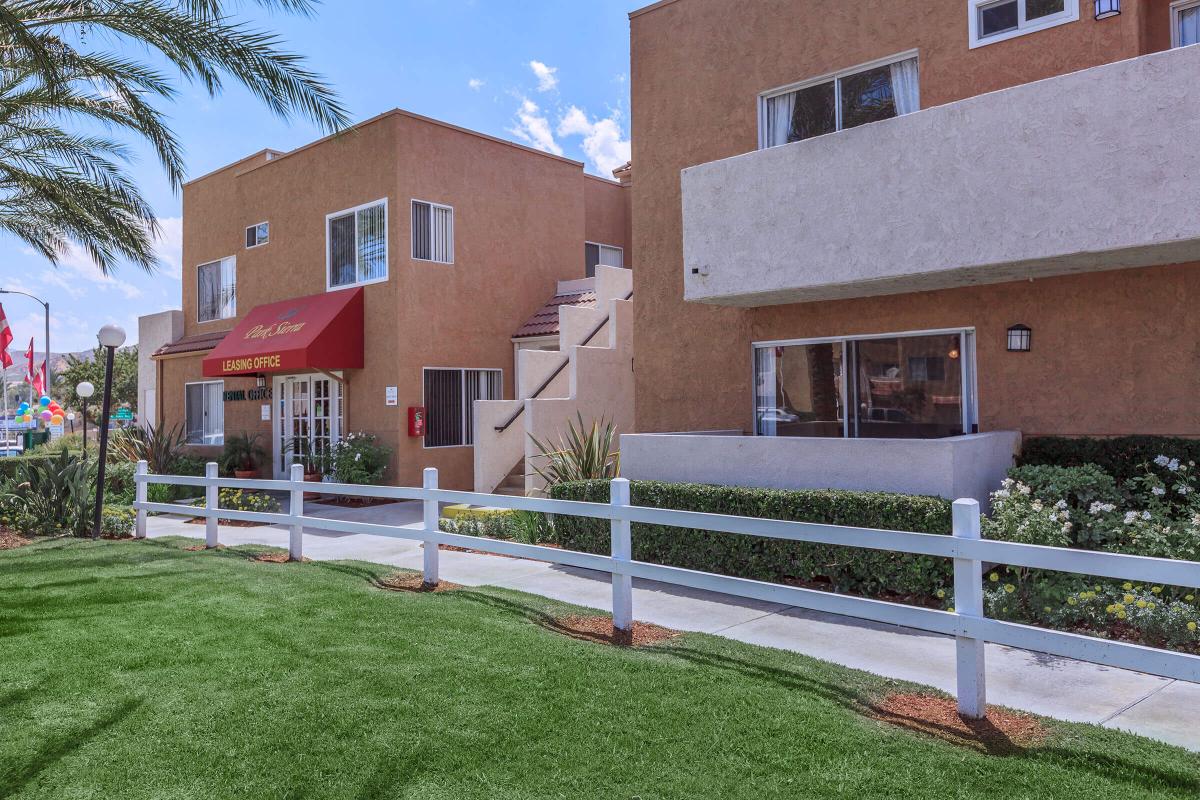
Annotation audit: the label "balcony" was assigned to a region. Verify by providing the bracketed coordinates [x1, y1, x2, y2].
[682, 45, 1200, 307]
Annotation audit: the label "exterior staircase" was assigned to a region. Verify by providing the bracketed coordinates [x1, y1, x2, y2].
[473, 265, 634, 495]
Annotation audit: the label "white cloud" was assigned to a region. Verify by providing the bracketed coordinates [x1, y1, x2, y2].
[556, 106, 632, 177]
[468, 78, 485, 91]
[528, 60, 559, 93]
[153, 216, 183, 279]
[508, 98, 563, 156]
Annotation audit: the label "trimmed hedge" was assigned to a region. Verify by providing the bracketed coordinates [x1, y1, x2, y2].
[1018, 436, 1200, 485]
[549, 480, 953, 598]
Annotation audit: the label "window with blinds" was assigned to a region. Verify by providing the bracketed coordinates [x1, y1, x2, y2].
[423, 367, 502, 447]
[197, 257, 236, 322]
[184, 381, 224, 445]
[327, 200, 387, 288]
[584, 242, 623, 277]
[412, 200, 454, 264]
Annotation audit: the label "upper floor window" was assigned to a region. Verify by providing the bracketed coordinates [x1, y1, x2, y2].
[1174, 1, 1200, 47]
[968, 0, 1078, 48]
[245, 222, 269, 248]
[412, 200, 454, 264]
[760, 53, 919, 149]
[328, 199, 387, 289]
[585, 242, 623, 277]
[197, 256, 236, 323]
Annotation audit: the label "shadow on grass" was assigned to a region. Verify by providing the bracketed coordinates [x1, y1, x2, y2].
[0, 697, 144, 800]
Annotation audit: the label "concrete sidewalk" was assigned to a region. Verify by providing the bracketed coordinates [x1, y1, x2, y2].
[146, 499, 1198, 752]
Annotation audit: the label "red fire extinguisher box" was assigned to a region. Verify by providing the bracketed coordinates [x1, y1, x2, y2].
[408, 406, 425, 437]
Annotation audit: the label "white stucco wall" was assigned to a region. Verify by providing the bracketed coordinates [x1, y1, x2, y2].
[619, 432, 1021, 507]
[137, 309, 182, 429]
[682, 46, 1200, 306]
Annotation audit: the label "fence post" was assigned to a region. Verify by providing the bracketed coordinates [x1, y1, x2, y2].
[289, 463, 305, 561]
[952, 498, 986, 719]
[134, 460, 148, 539]
[423, 467, 439, 586]
[610, 477, 633, 633]
[205, 462, 219, 549]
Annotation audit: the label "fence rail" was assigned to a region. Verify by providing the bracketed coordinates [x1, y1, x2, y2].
[132, 461, 1200, 718]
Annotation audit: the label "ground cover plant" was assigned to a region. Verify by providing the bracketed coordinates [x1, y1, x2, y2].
[0, 537, 1197, 799]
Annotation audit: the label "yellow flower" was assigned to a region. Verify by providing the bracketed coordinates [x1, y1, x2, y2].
[1136, 600, 1148, 609]
[1123, 594, 1135, 604]
[1123, 582, 1133, 590]
[1004, 584, 1016, 594]
[989, 573, 999, 583]
[1094, 585, 1102, 592]
[1067, 597, 1078, 606]
[1147, 602, 1155, 610]
[1188, 622, 1197, 632]
[1043, 606, 1052, 613]
[1151, 586, 1163, 595]
[1117, 610, 1127, 619]
[1187, 595, 1196, 602]
[935, 590, 946, 599]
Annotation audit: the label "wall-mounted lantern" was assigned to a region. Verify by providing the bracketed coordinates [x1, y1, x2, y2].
[1094, 0, 1120, 20]
[1007, 324, 1032, 352]
[256, 373, 267, 388]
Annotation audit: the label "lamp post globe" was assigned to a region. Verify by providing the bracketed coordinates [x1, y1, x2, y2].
[97, 324, 126, 349]
[91, 325, 125, 538]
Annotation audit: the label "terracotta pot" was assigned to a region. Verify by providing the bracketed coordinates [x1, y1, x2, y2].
[234, 469, 257, 479]
[303, 472, 322, 499]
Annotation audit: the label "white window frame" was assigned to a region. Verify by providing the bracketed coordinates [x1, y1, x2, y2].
[1172, 0, 1200, 48]
[245, 221, 269, 249]
[585, 241, 624, 273]
[196, 256, 236, 324]
[411, 199, 455, 265]
[757, 50, 919, 150]
[325, 198, 389, 291]
[968, 0, 1079, 49]
[184, 379, 224, 446]
[421, 367, 503, 449]
[751, 327, 978, 439]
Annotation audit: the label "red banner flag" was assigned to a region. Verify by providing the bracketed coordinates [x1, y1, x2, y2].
[32, 361, 46, 396]
[24, 338, 34, 385]
[0, 303, 12, 369]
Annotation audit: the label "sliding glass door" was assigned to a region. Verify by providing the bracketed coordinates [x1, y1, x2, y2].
[754, 330, 975, 440]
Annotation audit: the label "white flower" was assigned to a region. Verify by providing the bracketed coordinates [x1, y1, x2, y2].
[1032, 500, 1044, 512]
[1155, 455, 1171, 467]
[1153, 486, 1167, 496]
[1018, 484, 1032, 496]
[1142, 511, 1152, 521]
[1089, 501, 1116, 515]
[354, 452, 362, 461]
[1054, 499, 1068, 510]
[1001, 478, 1015, 489]
[993, 489, 1010, 499]
[1168, 459, 1181, 472]
[1124, 511, 1139, 525]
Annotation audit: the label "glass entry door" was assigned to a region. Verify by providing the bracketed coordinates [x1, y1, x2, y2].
[754, 329, 975, 440]
[274, 374, 342, 478]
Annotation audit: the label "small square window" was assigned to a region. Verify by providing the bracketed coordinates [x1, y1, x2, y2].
[412, 200, 454, 264]
[245, 222, 269, 248]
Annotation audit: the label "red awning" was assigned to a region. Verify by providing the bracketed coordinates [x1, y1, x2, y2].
[202, 287, 364, 377]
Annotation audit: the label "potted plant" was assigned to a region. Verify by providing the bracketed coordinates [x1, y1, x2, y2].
[221, 432, 266, 479]
[283, 436, 328, 497]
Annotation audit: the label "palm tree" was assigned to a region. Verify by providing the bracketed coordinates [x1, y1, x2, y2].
[0, 1, 349, 273]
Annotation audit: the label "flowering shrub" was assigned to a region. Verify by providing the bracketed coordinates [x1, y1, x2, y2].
[331, 433, 391, 486]
[192, 488, 281, 519]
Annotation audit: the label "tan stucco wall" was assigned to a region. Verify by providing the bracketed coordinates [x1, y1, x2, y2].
[169, 110, 625, 488]
[629, 0, 1199, 439]
[583, 175, 632, 265]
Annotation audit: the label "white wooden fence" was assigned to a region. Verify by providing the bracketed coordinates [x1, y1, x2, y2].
[132, 461, 1200, 719]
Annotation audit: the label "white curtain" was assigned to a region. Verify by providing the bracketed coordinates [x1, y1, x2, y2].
[754, 347, 778, 436]
[204, 383, 224, 445]
[1182, 7, 1200, 47]
[890, 57, 920, 116]
[197, 262, 219, 321]
[764, 90, 796, 147]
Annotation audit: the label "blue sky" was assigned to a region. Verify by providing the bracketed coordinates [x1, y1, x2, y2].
[0, 0, 638, 354]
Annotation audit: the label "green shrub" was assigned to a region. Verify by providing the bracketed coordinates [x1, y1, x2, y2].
[549, 479, 953, 598]
[0, 450, 93, 536]
[440, 510, 553, 545]
[1019, 436, 1200, 485]
[330, 432, 390, 485]
[102, 460, 137, 506]
[100, 505, 136, 538]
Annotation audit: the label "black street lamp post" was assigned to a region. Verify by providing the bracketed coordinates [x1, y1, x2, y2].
[91, 325, 125, 539]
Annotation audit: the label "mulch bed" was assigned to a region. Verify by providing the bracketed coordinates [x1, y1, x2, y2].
[547, 614, 680, 648]
[184, 517, 269, 528]
[375, 572, 462, 593]
[312, 497, 400, 508]
[0, 529, 33, 550]
[252, 552, 309, 564]
[429, 542, 560, 559]
[870, 693, 1049, 755]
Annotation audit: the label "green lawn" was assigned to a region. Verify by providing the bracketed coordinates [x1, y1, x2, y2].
[1, 538, 1197, 799]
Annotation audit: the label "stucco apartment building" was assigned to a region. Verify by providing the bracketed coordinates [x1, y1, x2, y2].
[620, 0, 1200, 503]
[146, 109, 630, 489]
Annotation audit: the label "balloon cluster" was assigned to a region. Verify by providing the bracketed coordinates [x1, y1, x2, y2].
[11, 396, 65, 427]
